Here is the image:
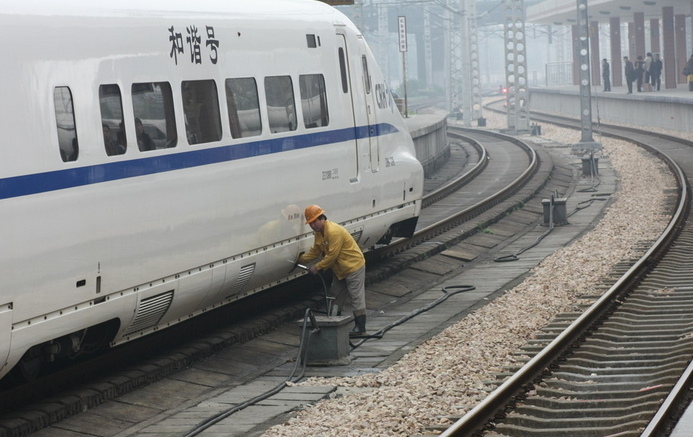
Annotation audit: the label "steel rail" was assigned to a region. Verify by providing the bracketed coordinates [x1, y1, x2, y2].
[422, 131, 487, 209]
[522, 105, 693, 437]
[372, 129, 539, 261]
[438, 102, 690, 437]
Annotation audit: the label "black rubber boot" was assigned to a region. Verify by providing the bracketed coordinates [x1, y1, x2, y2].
[350, 315, 366, 337]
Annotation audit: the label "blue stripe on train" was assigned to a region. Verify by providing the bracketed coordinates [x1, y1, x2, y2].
[0, 123, 399, 200]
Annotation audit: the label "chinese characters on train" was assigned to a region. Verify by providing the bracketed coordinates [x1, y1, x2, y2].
[375, 84, 389, 110]
[169, 25, 219, 65]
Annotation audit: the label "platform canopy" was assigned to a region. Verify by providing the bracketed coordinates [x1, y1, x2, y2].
[527, 0, 691, 25]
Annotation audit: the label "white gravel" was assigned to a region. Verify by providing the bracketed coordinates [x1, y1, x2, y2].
[260, 111, 676, 437]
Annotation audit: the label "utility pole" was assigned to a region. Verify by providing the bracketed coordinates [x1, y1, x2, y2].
[572, 0, 602, 152]
[503, 0, 530, 134]
[460, 0, 472, 126]
[446, 0, 462, 114]
[468, 0, 483, 123]
[399, 15, 409, 117]
[423, 6, 434, 89]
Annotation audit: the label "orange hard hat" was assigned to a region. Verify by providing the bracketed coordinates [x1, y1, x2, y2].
[304, 204, 325, 224]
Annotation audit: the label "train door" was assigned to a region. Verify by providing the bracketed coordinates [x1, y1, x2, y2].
[358, 39, 379, 173]
[0, 303, 12, 375]
[337, 32, 369, 177]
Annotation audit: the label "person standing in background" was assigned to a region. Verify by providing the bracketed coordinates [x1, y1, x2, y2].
[623, 56, 634, 94]
[634, 55, 645, 92]
[685, 54, 693, 91]
[644, 52, 653, 85]
[650, 54, 662, 91]
[602, 59, 611, 92]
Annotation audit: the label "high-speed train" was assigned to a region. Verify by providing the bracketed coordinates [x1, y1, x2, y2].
[0, 0, 423, 380]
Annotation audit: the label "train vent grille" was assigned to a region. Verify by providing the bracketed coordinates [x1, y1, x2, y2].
[124, 290, 174, 335]
[350, 230, 362, 244]
[227, 263, 256, 297]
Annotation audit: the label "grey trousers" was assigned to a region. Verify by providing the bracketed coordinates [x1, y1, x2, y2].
[330, 265, 366, 317]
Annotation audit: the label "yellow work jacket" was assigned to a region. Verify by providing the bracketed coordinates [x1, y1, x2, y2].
[299, 220, 365, 280]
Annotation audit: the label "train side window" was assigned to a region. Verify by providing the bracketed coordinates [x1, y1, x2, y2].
[299, 74, 329, 129]
[132, 82, 177, 151]
[338, 48, 348, 93]
[225, 78, 262, 138]
[99, 84, 127, 156]
[181, 80, 222, 145]
[362, 56, 371, 94]
[54, 87, 78, 162]
[264, 76, 297, 133]
[306, 34, 317, 48]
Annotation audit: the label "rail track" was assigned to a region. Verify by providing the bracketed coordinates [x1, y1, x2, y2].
[0, 123, 554, 437]
[436, 104, 693, 437]
[371, 127, 539, 260]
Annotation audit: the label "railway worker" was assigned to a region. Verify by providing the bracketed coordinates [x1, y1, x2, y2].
[298, 205, 367, 336]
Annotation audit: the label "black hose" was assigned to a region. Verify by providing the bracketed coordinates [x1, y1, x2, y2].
[568, 197, 606, 217]
[349, 285, 476, 348]
[314, 270, 332, 315]
[295, 262, 332, 315]
[185, 279, 476, 433]
[182, 307, 319, 437]
[495, 192, 558, 263]
[578, 151, 601, 192]
[494, 227, 554, 263]
[494, 190, 606, 263]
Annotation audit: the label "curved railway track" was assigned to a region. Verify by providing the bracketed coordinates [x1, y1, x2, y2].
[437, 103, 693, 437]
[370, 127, 538, 261]
[0, 123, 554, 437]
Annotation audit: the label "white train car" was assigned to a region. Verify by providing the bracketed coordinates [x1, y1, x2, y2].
[0, 0, 424, 380]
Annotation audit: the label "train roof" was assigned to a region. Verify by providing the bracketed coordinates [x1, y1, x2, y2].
[0, 0, 350, 23]
[0, 0, 365, 174]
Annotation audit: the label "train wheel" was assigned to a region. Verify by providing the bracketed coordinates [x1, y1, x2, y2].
[14, 355, 41, 382]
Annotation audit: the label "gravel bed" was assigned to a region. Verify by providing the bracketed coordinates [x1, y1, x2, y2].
[260, 112, 676, 437]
